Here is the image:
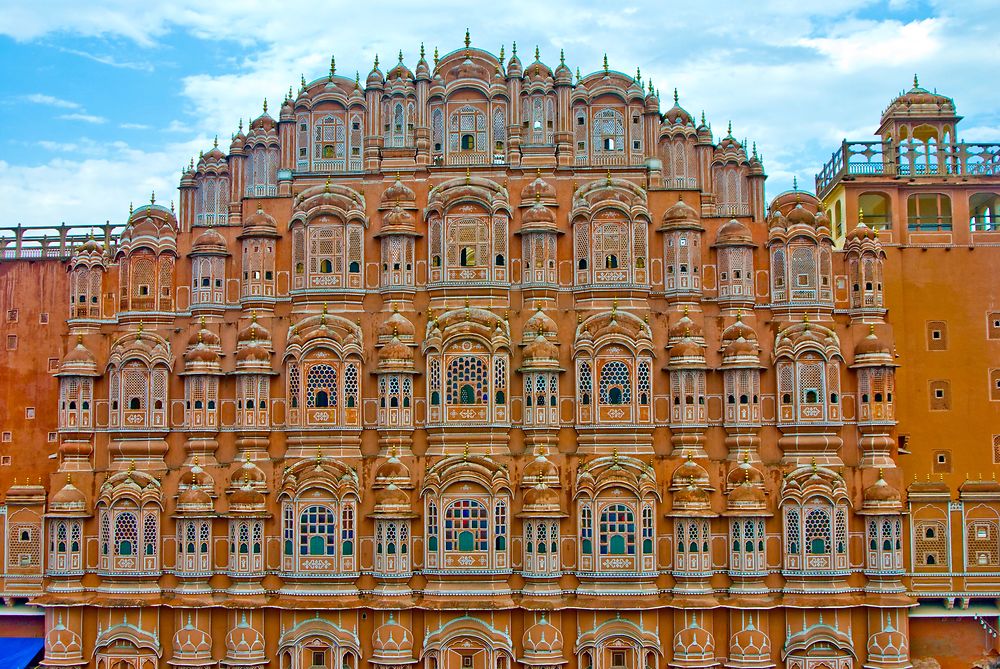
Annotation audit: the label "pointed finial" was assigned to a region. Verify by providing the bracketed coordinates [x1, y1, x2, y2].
[560, 49, 565, 65]
[793, 175, 798, 190]
[913, 73, 919, 88]
[465, 167, 471, 184]
[603, 53, 609, 72]
[700, 110, 706, 125]
[300, 73, 306, 89]
[213, 135, 218, 148]
[464, 28, 471, 48]
[606, 168, 612, 186]
[355, 71, 360, 88]
[463, 443, 470, 460]
[635, 66, 641, 82]
[263, 98, 268, 113]
[433, 47, 439, 65]
[674, 88, 679, 104]
[576, 67, 581, 83]
[419, 42, 426, 60]
[499, 44, 505, 63]
[727, 120, 732, 136]
[512, 41, 517, 57]
[149, 190, 156, 205]
[534, 45, 540, 61]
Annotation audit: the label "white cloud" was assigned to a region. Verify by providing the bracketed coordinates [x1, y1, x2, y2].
[54, 46, 154, 72]
[58, 113, 107, 124]
[2, 0, 1000, 220]
[23, 93, 82, 109]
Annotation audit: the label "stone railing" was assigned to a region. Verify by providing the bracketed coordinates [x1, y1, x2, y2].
[816, 140, 1000, 197]
[0, 223, 121, 261]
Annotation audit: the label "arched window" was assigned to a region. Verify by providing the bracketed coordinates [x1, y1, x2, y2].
[970, 192, 1000, 232]
[599, 504, 635, 556]
[299, 505, 337, 556]
[858, 192, 891, 230]
[598, 360, 631, 406]
[907, 193, 952, 231]
[444, 499, 488, 552]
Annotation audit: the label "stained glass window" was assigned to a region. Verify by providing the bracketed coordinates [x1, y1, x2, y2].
[299, 505, 337, 556]
[599, 504, 635, 556]
[444, 499, 488, 552]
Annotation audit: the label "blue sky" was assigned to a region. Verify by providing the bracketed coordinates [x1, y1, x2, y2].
[0, 0, 998, 227]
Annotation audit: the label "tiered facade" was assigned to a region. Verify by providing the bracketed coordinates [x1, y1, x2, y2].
[0, 42, 998, 668]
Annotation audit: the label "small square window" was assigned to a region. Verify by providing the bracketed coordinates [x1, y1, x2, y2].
[299, 148, 307, 157]
[935, 388, 944, 398]
[47, 432, 57, 443]
[6, 309, 17, 322]
[6, 334, 16, 350]
[1, 432, 11, 443]
[932, 330, 941, 340]
[937, 454, 946, 463]
[39, 312, 48, 324]
[47, 358, 59, 372]
[25, 407, 35, 420]
[632, 141, 640, 150]
[0, 456, 10, 466]
[299, 123, 307, 131]
[577, 116, 585, 126]
[462, 656, 473, 669]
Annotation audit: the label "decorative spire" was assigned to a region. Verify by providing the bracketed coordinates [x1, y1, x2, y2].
[913, 73, 919, 88]
[433, 47, 439, 66]
[499, 45, 505, 63]
[374, 53, 380, 69]
[464, 28, 471, 48]
[213, 135, 218, 148]
[673, 87, 679, 104]
[262, 98, 268, 113]
[420, 42, 425, 60]
[300, 73, 306, 89]
[793, 175, 798, 190]
[512, 41, 517, 57]
[603, 53, 609, 73]
[560, 48, 565, 65]
[576, 67, 581, 83]
[635, 66, 641, 82]
[329, 54, 336, 78]
[150, 190, 156, 205]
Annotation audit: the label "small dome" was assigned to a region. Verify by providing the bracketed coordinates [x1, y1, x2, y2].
[58, 337, 99, 377]
[378, 335, 414, 363]
[522, 615, 564, 656]
[661, 199, 701, 227]
[375, 451, 411, 483]
[235, 344, 271, 366]
[382, 205, 415, 230]
[188, 325, 222, 349]
[663, 93, 694, 126]
[184, 340, 221, 366]
[673, 618, 715, 660]
[45, 616, 82, 659]
[372, 613, 413, 659]
[237, 316, 271, 345]
[668, 311, 704, 341]
[523, 451, 558, 482]
[855, 327, 891, 358]
[867, 623, 908, 662]
[382, 176, 416, 206]
[715, 218, 753, 246]
[786, 203, 816, 227]
[728, 481, 767, 511]
[672, 456, 710, 488]
[522, 201, 557, 227]
[864, 472, 902, 504]
[378, 309, 416, 341]
[177, 485, 214, 513]
[49, 476, 87, 512]
[191, 226, 229, 255]
[523, 334, 558, 364]
[172, 617, 213, 662]
[375, 483, 409, 508]
[231, 457, 266, 487]
[521, 172, 557, 202]
[524, 306, 558, 340]
[669, 336, 704, 364]
[846, 221, 877, 242]
[228, 483, 265, 511]
[243, 205, 278, 236]
[730, 619, 771, 660]
[522, 482, 561, 513]
[672, 481, 711, 512]
[225, 614, 266, 659]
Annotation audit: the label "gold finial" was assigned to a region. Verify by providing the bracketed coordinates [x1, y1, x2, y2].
[463, 443, 470, 460]
[374, 54, 380, 69]
[612, 448, 619, 465]
[324, 177, 331, 192]
[810, 457, 818, 472]
[150, 190, 156, 205]
[213, 135, 218, 148]
[869, 323, 876, 336]
[802, 312, 810, 324]
[735, 309, 743, 321]
[76, 333, 83, 345]
[602, 53, 609, 72]
[66, 473, 72, 485]
[263, 98, 268, 113]
[534, 45, 540, 61]
[300, 73, 306, 89]
[136, 321, 144, 339]
[464, 28, 471, 48]
[611, 297, 618, 315]
[128, 460, 136, 473]
[200, 315, 206, 327]
[433, 47, 439, 65]
[465, 167, 471, 184]
[499, 45, 505, 63]
[858, 209, 865, 225]
[606, 168, 612, 186]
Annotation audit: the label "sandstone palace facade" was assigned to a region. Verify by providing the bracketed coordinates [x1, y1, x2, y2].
[0, 39, 998, 669]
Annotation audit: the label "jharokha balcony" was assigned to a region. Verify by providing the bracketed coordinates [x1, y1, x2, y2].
[816, 138, 1000, 198]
